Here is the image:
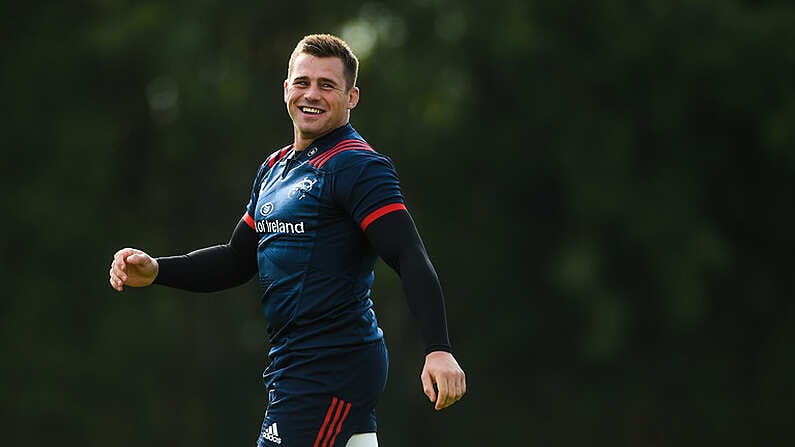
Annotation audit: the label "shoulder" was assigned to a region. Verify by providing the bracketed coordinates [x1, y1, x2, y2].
[264, 144, 293, 168]
[246, 145, 292, 192]
[310, 139, 393, 173]
[252, 144, 292, 178]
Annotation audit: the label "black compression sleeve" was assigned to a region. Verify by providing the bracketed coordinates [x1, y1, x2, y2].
[365, 210, 452, 354]
[153, 219, 259, 292]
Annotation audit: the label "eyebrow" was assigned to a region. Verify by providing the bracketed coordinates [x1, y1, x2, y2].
[293, 75, 340, 87]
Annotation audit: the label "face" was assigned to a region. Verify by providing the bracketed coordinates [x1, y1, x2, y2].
[284, 53, 359, 147]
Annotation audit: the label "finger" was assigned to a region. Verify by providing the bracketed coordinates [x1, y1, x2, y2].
[442, 374, 463, 409]
[110, 255, 131, 280]
[113, 248, 133, 265]
[110, 263, 128, 283]
[435, 375, 450, 410]
[112, 256, 127, 274]
[114, 248, 141, 271]
[109, 274, 123, 291]
[126, 253, 148, 266]
[421, 371, 436, 404]
[450, 373, 462, 400]
[109, 267, 121, 286]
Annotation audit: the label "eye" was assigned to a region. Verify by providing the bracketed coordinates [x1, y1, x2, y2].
[294, 80, 309, 87]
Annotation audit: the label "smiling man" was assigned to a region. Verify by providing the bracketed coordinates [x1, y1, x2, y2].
[109, 34, 465, 447]
[285, 45, 359, 150]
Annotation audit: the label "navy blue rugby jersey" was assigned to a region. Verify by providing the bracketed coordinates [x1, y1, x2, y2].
[243, 124, 406, 358]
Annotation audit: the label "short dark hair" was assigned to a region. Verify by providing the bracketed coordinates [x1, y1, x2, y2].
[288, 34, 359, 91]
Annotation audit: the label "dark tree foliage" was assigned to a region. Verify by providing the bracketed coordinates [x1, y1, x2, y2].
[2, 1, 793, 445]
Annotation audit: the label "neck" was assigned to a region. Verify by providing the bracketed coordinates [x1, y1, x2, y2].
[292, 121, 349, 152]
[293, 136, 312, 152]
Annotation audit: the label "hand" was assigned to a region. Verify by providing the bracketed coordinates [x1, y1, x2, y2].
[109, 248, 159, 291]
[421, 351, 466, 410]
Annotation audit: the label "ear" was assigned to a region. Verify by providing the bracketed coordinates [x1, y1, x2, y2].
[347, 86, 360, 110]
[283, 79, 289, 104]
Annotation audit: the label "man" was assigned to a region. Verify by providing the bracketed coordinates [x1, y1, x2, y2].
[109, 34, 465, 447]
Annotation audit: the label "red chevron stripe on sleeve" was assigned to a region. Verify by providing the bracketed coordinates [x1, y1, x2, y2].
[243, 212, 255, 230]
[360, 203, 407, 231]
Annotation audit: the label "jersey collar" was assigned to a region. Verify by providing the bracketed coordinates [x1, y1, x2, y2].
[292, 123, 361, 162]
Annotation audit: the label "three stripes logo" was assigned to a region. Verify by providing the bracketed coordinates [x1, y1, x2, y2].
[259, 396, 352, 446]
[261, 422, 282, 445]
[313, 396, 352, 447]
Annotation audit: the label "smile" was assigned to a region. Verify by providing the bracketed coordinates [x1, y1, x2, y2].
[301, 106, 324, 114]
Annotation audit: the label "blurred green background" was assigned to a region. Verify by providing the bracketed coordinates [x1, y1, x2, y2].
[2, 1, 794, 445]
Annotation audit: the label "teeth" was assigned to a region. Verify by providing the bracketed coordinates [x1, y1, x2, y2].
[301, 107, 322, 114]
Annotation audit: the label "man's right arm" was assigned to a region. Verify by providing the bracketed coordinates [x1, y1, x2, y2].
[154, 219, 259, 292]
[109, 218, 259, 293]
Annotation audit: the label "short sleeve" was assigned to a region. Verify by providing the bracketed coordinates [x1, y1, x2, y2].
[334, 155, 406, 231]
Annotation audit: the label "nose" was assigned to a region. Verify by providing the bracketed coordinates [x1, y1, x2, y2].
[303, 82, 321, 101]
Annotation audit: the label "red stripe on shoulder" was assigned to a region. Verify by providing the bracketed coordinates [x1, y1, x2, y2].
[310, 139, 373, 168]
[360, 203, 407, 231]
[243, 212, 255, 230]
[267, 144, 292, 168]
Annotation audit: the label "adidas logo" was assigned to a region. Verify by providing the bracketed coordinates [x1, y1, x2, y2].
[261, 422, 282, 445]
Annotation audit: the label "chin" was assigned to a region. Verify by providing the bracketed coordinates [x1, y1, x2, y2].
[298, 125, 323, 137]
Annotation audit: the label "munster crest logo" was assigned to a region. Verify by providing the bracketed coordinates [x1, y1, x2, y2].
[288, 177, 318, 200]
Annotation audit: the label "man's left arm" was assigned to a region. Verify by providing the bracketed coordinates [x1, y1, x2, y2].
[365, 210, 466, 410]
